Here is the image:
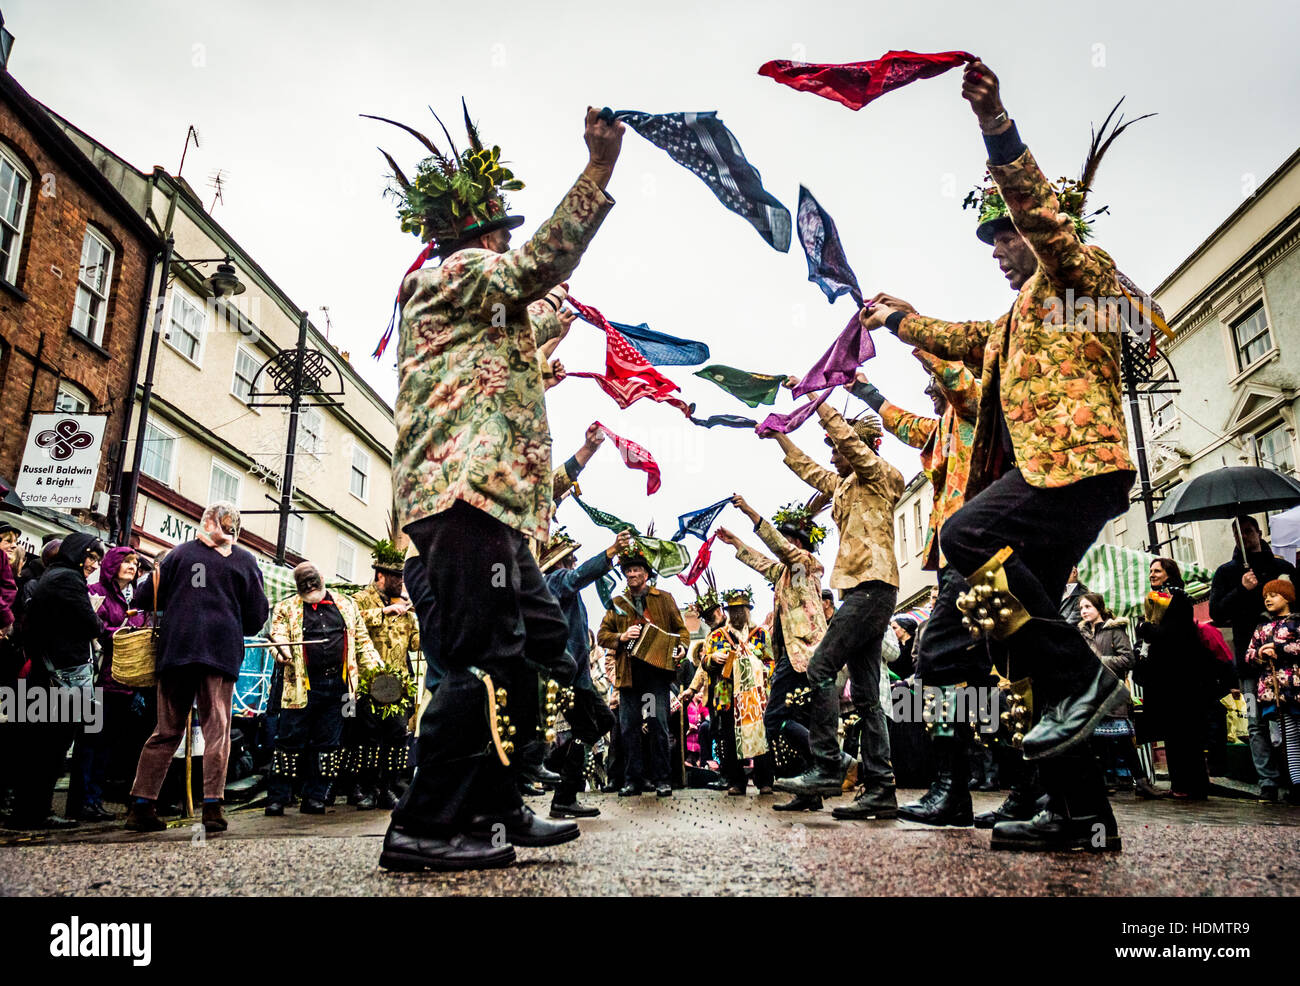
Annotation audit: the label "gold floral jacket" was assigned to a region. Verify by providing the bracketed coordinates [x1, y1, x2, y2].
[394, 174, 614, 541]
[271, 591, 382, 711]
[782, 404, 905, 592]
[897, 147, 1134, 496]
[732, 519, 827, 673]
[878, 349, 979, 570]
[351, 584, 419, 673]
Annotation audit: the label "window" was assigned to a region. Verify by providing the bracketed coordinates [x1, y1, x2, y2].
[913, 501, 923, 547]
[166, 290, 205, 364]
[54, 382, 92, 414]
[232, 344, 260, 404]
[350, 444, 370, 501]
[297, 407, 324, 456]
[0, 146, 30, 284]
[140, 419, 177, 484]
[1257, 422, 1296, 476]
[209, 460, 242, 506]
[1147, 385, 1176, 437]
[1231, 302, 1273, 372]
[897, 515, 908, 562]
[285, 512, 306, 556]
[336, 536, 357, 583]
[71, 226, 114, 344]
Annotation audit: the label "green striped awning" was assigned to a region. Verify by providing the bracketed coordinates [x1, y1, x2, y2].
[1078, 543, 1212, 623]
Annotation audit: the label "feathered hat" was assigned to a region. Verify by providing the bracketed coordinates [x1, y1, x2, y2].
[692, 569, 722, 617]
[963, 99, 1154, 245]
[366, 100, 526, 359]
[365, 99, 525, 254]
[539, 529, 581, 574]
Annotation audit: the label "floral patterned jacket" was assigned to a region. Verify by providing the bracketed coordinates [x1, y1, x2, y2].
[1243, 613, 1300, 715]
[350, 584, 419, 673]
[876, 349, 979, 570]
[732, 519, 827, 673]
[897, 148, 1134, 495]
[782, 404, 905, 592]
[271, 591, 382, 711]
[394, 174, 614, 541]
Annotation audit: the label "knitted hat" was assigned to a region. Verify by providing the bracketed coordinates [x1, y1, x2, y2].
[1264, 576, 1295, 604]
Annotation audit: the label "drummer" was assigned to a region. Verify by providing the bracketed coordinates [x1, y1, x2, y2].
[265, 561, 383, 816]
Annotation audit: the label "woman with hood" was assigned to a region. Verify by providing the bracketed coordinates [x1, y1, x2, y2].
[1078, 592, 1160, 799]
[65, 547, 151, 819]
[7, 533, 104, 829]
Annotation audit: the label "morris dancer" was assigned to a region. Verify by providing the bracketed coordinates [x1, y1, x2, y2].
[849, 353, 984, 827]
[862, 60, 1146, 851]
[540, 528, 632, 818]
[267, 562, 383, 817]
[766, 401, 905, 821]
[347, 541, 419, 810]
[377, 104, 623, 872]
[684, 587, 773, 795]
[715, 494, 829, 810]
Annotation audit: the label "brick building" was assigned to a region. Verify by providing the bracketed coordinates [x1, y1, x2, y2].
[0, 66, 162, 550]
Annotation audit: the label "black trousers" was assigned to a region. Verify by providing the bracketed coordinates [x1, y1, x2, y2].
[935, 468, 1133, 819]
[617, 661, 673, 787]
[806, 581, 897, 785]
[392, 502, 572, 836]
[714, 702, 774, 789]
[764, 654, 811, 776]
[913, 565, 982, 684]
[936, 469, 1133, 703]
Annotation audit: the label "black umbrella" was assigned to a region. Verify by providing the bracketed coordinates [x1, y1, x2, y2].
[1152, 465, 1300, 559]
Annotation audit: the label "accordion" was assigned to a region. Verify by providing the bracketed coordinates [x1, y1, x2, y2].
[632, 621, 678, 672]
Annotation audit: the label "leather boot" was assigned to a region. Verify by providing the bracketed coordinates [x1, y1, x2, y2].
[379, 823, 515, 872]
[974, 783, 1042, 829]
[202, 802, 228, 833]
[1022, 654, 1127, 760]
[899, 735, 974, 826]
[990, 808, 1122, 852]
[773, 793, 823, 812]
[124, 800, 166, 832]
[831, 784, 898, 820]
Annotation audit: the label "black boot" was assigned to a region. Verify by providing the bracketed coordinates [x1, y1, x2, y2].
[899, 734, 973, 827]
[990, 807, 1121, 852]
[831, 784, 897, 820]
[550, 791, 601, 819]
[773, 793, 823, 812]
[973, 782, 1042, 829]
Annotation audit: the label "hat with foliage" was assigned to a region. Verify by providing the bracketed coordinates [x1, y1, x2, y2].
[723, 586, 754, 608]
[691, 569, 722, 618]
[772, 497, 828, 551]
[540, 528, 581, 574]
[365, 99, 525, 256]
[370, 538, 406, 576]
[963, 99, 1153, 245]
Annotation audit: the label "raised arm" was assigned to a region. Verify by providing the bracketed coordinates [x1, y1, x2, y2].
[770, 433, 838, 495]
[817, 403, 887, 485]
[850, 373, 937, 451]
[403, 109, 623, 321]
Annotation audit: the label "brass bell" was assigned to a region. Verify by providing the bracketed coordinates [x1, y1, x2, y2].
[968, 625, 982, 638]
[976, 583, 993, 600]
[979, 617, 995, 633]
[507, 725, 517, 736]
[977, 606, 989, 618]
[990, 594, 1004, 608]
[496, 688, 508, 704]
[956, 593, 974, 613]
[1011, 732, 1025, 746]
[985, 572, 997, 585]
[999, 608, 1013, 620]
[544, 728, 557, 743]
[501, 715, 510, 726]
[1000, 711, 1012, 723]
[502, 741, 515, 756]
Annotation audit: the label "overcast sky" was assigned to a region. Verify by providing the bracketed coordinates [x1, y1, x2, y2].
[9, 0, 1300, 609]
